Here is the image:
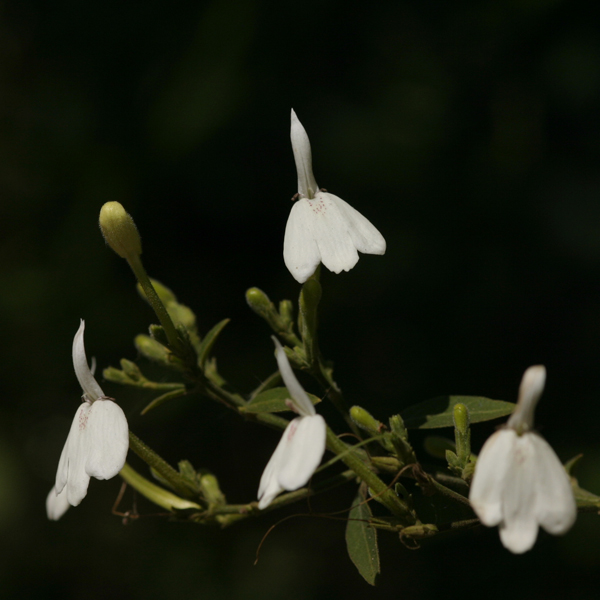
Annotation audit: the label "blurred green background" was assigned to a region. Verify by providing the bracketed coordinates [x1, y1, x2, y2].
[2, 0, 600, 598]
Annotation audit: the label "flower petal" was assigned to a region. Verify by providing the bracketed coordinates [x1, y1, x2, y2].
[257, 415, 327, 509]
[257, 421, 291, 509]
[531, 433, 576, 535]
[56, 402, 93, 506]
[308, 193, 359, 275]
[330, 194, 386, 255]
[498, 433, 539, 554]
[469, 429, 516, 527]
[277, 414, 326, 491]
[46, 486, 71, 521]
[290, 109, 318, 199]
[84, 400, 129, 480]
[272, 337, 315, 417]
[72, 320, 105, 402]
[283, 199, 322, 283]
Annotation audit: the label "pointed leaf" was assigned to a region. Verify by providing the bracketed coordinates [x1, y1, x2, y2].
[198, 319, 230, 368]
[141, 387, 187, 415]
[346, 487, 380, 586]
[401, 396, 515, 429]
[240, 387, 321, 414]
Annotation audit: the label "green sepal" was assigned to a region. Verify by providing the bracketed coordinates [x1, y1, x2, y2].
[401, 396, 515, 429]
[240, 387, 321, 414]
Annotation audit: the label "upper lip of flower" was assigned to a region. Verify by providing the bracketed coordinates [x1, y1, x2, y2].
[272, 336, 315, 417]
[290, 108, 319, 199]
[72, 319, 105, 402]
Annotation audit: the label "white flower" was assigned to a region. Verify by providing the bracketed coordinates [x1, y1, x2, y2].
[46, 320, 129, 518]
[283, 109, 386, 284]
[257, 337, 327, 509]
[469, 365, 576, 553]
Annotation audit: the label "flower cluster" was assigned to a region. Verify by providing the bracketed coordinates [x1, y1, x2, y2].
[45, 111, 584, 567]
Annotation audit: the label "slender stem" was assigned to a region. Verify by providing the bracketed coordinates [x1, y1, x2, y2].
[120, 463, 202, 511]
[325, 427, 414, 523]
[427, 474, 472, 507]
[127, 255, 183, 355]
[209, 469, 357, 527]
[128, 431, 198, 498]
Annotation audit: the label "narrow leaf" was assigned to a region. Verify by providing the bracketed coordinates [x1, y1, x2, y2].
[346, 486, 380, 586]
[401, 396, 515, 429]
[240, 387, 321, 414]
[197, 319, 230, 368]
[141, 387, 187, 415]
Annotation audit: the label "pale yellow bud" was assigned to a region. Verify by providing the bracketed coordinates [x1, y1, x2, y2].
[99, 201, 142, 259]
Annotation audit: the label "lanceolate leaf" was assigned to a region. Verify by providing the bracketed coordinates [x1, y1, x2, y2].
[346, 486, 380, 586]
[197, 319, 230, 368]
[401, 396, 515, 429]
[240, 387, 321, 414]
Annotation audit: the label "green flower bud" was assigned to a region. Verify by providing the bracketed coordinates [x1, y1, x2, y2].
[99, 201, 142, 260]
[246, 287, 275, 318]
[120, 358, 142, 382]
[200, 474, 226, 506]
[452, 403, 470, 435]
[350, 405, 382, 434]
[102, 366, 130, 384]
[135, 334, 171, 365]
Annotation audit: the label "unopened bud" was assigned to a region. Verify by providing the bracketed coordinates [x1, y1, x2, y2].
[350, 405, 382, 434]
[135, 334, 171, 366]
[99, 201, 142, 260]
[452, 403, 470, 435]
[246, 287, 275, 318]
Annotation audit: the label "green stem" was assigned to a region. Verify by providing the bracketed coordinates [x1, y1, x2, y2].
[209, 469, 357, 527]
[128, 431, 198, 498]
[427, 474, 472, 507]
[127, 255, 183, 355]
[325, 427, 414, 523]
[120, 463, 202, 511]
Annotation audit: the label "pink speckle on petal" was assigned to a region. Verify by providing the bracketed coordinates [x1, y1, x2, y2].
[286, 420, 299, 441]
[78, 409, 89, 431]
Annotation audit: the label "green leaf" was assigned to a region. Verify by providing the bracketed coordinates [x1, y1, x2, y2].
[401, 396, 515, 429]
[197, 319, 230, 368]
[346, 486, 380, 586]
[141, 387, 187, 415]
[240, 387, 321, 414]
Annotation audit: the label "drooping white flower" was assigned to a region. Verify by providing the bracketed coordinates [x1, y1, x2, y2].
[469, 365, 576, 553]
[46, 320, 129, 518]
[283, 109, 386, 284]
[257, 337, 327, 509]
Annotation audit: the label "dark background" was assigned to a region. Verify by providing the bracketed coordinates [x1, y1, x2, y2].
[2, 0, 600, 598]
